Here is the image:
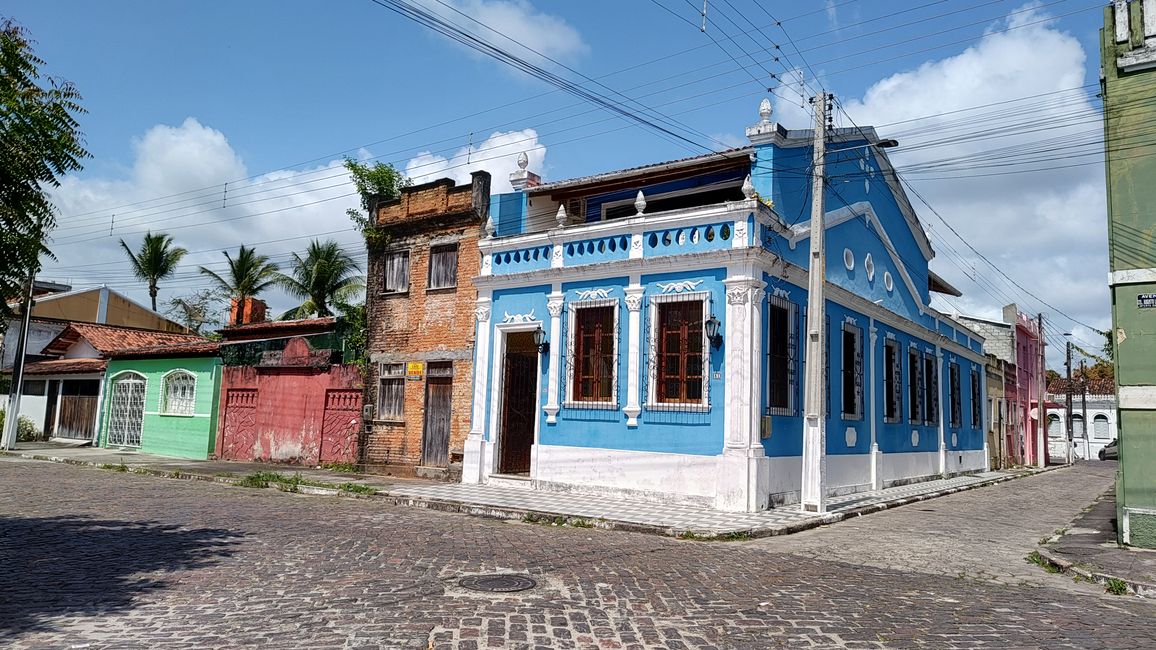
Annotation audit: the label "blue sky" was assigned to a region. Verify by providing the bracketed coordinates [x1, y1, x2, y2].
[6, 1, 1113, 362]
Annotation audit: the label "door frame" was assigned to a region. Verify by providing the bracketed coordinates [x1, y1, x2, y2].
[105, 370, 147, 448]
[487, 321, 543, 478]
[421, 362, 453, 467]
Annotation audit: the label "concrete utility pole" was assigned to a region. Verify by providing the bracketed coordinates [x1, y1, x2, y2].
[2, 273, 36, 450]
[1065, 339, 1074, 465]
[1080, 359, 1089, 460]
[801, 92, 828, 513]
[1037, 313, 1046, 467]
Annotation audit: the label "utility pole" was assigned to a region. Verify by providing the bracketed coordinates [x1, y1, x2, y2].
[1065, 339, 1074, 465]
[2, 273, 37, 450]
[1037, 313, 1046, 467]
[1080, 359, 1089, 460]
[801, 92, 828, 513]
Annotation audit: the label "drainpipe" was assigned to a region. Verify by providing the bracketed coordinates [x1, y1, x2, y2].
[869, 317, 880, 489]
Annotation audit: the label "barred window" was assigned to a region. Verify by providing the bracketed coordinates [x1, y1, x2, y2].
[766, 297, 797, 414]
[970, 368, 981, 428]
[383, 250, 410, 293]
[884, 339, 902, 423]
[572, 305, 616, 403]
[841, 323, 863, 420]
[1093, 415, 1109, 439]
[923, 352, 939, 426]
[908, 347, 922, 423]
[949, 362, 962, 428]
[161, 370, 196, 416]
[427, 244, 458, 290]
[378, 363, 405, 419]
[656, 300, 704, 404]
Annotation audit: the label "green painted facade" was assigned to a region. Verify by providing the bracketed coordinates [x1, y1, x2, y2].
[1101, 2, 1156, 548]
[100, 357, 221, 460]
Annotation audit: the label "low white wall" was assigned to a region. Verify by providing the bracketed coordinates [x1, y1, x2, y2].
[880, 451, 941, 485]
[529, 444, 719, 506]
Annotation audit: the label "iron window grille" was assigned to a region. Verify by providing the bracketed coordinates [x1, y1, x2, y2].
[1093, 415, 1110, 439]
[970, 368, 981, 428]
[645, 291, 711, 412]
[378, 362, 405, 420]
[161, 370, 197, 416]
[908, 346, 923, 424]
[383, 250, 410, 294]
[949, 361, 962, 429]
[1047, 414, 1062, 438]
[427, 244, 459, 290]
[883, 338, 902, 423]
[923, 352, 939, 426]
[106, 372, 146, 447]
[564, 299, 619, 410]
[841, 322, 864, 420]
[1071, 414, 1084, 437]
[765, 296, 798, 416]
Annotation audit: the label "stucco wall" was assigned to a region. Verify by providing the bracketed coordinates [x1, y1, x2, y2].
[101, 357, 220, 460]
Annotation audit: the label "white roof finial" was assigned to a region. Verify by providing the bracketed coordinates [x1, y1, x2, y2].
[758, 97, 773, 124]
[516, 151, 529, 170]
[634, 190, 647, 215]
[742, 174, 755, 200]
[555, 203, 568, 227]
[484, 214, 496, 239]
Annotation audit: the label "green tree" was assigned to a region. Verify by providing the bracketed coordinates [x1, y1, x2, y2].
[198, 245, 279, 324]
[0, 19, 89, 313]
[343, 157, 408, 232]
[165, 287, 227, 335]
[119, 231, 187, 311]
[275, 239, 364, 319]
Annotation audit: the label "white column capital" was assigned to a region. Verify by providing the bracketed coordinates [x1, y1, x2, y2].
[624, 283, 644, 426]
[544, 291, 564, 423]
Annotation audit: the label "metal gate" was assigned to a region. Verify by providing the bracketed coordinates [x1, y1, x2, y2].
[319, 389, 361, 464]
[220, 389, 259, 460]
[421, 362, 453, 467]
[106, 374, 146, 447]
[499, 352, 537, 474]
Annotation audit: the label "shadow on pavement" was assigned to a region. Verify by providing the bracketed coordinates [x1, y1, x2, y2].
[0, 515, 241, 639]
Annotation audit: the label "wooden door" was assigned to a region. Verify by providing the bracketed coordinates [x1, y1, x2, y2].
[56, 380, 100, 439]
[498, 351, 537, 474]
[43, 380, 60, 439]
[422, 370, 453, 468]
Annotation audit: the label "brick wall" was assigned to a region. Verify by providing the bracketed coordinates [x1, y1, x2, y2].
[363, 172, 490, 475]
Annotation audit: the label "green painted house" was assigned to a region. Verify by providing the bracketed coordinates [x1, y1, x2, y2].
[1102, 1, 1156, 548]
[98, 341, 222, 460]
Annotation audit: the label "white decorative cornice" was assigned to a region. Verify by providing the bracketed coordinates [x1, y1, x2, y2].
[771, 286, 791, 301]
[574, 287, 613, 301]
[656, 279, 703, 294]
[502, 309, 536, 324]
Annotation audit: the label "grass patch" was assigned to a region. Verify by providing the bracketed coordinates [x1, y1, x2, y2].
[337, 482, 377, 495]
[321, 462, 361, 474]
[99, 462, 129, 472]
[569, 518, 594, 529]
[1105, 578, 1129, 596]
[236, 471, 293, 488]
[1025, 551, 1061, 574]
[168, 470, 184, 479]
[677, 530, 754, 542]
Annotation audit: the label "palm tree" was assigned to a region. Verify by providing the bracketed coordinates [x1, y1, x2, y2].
[199, 245, 280, 324]
[275, 239, 364, 320]
[119, 231, 188, 311]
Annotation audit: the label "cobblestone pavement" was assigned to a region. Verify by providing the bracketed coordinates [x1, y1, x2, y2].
[1, 458, 1151, 649]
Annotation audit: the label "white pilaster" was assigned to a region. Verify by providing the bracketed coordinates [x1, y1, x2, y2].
[623, 285, 645, 427]
[937, 348, 948, 477]
[544, 292, 564, 423]
[868, 321, 881, 490]
[462, 295, 492, 484]
[629, 233, 644, 259]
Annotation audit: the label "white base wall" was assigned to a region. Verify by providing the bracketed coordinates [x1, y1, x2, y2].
[530, 444, 719, 507]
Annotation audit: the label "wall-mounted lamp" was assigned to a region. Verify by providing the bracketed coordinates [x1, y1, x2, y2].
[704, 314, 722, 348]
[533, 325, 549, 355]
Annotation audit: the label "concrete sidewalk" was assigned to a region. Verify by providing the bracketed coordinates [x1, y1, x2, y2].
[1037, 482, 1156, 598]
[2, 441, 1056, 539]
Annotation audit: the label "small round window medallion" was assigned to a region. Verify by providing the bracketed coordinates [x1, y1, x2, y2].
[911, 430, 920, 447]
[884, 271, 894, 292]
[864, 254, 875, 281]
[845, 427, 857, 448]
[843, 248, 855, 271]
[951, 432, 958, 448]
[458, 574, 537, 593]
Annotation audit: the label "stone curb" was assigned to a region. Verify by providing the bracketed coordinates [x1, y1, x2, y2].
[2, 450, 1061, 540]
[1033, 547, 1156, 599]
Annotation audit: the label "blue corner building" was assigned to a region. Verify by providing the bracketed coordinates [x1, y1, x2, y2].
[461, 99, 988, 512]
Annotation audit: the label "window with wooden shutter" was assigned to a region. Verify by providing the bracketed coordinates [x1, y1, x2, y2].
[571, 305, 616, 403]
[949, 362, 962, 428]
[656, 300, 705, 404]
[908, 347, 922, 424]
[841, 323, 863, 420]
[970, 368, 981, 428]
[383, 250, 410, 293]
[427, 244, 458, 290]
[923, 352, 938, 426]
[884, 339, 901, 422]
[378, 363, 405, 419]
[766, 297, 797, 414]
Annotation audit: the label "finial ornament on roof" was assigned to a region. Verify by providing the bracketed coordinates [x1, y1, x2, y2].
[634, 190, 647, 215]
[742, 175, 755, 200]
[484, 215, 496, 239]
[555, 203, 568, 227]
[758, 97, 773, 124]
[516, 151, 529, 170]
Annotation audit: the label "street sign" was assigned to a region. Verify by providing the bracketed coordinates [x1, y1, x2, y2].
[1138, 293, 1156, 309]
[406, 361, 424, 381]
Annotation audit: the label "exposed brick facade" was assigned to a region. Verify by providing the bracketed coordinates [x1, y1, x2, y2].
[363, 172, 490, 477]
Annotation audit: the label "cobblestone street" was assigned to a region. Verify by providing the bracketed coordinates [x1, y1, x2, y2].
[1, 458, 1151, 649]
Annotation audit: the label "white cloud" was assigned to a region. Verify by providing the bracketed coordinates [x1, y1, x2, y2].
[825, 0, 840, 30]
[414, 0, 587, 64]
[406, 128, 546, 192]
[832, 4, 1108, 368]
[44, 118, 363, 318]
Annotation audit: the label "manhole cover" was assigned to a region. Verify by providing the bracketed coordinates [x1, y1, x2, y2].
[458, 573, 537, 593]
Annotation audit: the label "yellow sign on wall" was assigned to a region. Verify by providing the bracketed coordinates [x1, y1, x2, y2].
[406, 361, 424, 381]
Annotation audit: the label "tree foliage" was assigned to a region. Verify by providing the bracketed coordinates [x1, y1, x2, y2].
[198, 245, 280, 304]
[0, 19, 89, 312]
[165, 287, 227, 335]
[119, 231, 187, 311]
[275, 239, 364, 320]
[344, 158, 408, 251]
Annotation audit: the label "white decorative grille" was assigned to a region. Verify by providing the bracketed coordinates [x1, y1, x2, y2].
[162, 371, 196, 415]
[107, 374, 146, 447]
